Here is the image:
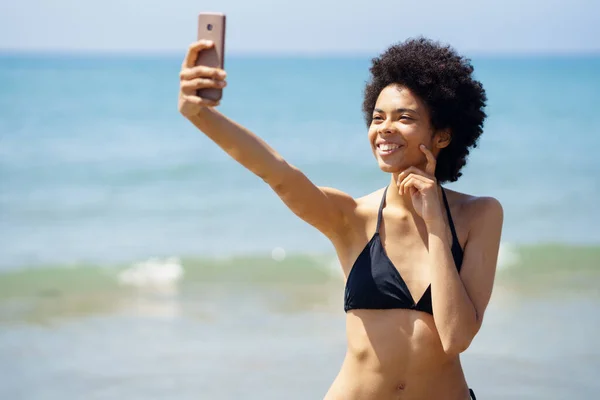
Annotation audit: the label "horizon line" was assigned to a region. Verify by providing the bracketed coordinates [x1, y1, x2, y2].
[1, 47, 600, 58]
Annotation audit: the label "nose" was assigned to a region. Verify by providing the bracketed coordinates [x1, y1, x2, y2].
[377, 118, 395, 136]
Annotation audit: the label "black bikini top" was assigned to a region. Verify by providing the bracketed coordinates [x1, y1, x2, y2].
[344, 186, 464, 315]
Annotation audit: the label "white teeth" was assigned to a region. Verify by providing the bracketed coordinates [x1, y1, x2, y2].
[378, 143, 400, 151]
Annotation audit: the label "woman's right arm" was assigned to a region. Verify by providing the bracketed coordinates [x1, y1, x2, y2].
[178, 40, 356, 242]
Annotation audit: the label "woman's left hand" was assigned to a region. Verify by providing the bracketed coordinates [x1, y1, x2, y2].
[396, 144, 444, 225]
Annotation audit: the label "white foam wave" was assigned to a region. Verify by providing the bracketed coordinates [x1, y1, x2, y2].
[118, 257, 184, 289]
[271, 247, 286, 261]
[497, 242, 521, 270]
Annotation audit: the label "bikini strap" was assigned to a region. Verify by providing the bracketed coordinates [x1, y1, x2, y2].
[441, 187, 460, 248]
[375, 186, 388, 234]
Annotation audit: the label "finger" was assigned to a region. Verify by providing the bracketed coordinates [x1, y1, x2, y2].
[180, 65, 226, 81]
[400, 175, 415, 195]
[183, 40, 215, 69]
[396, 166, 430, 188]
[181, 78, 226, 94]
[409, 186, 419, 197]
[400, 176, 415, 196]
[399, 173, 431, 195]
[401, 176, 427, 196]
[420, 144, 437, 176]
[396, 167, 417, 187]
[400, 174, 418, 196]
[181, 95, 220, 107]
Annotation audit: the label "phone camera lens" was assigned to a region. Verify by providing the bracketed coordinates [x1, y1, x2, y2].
[207, 24, 213, 31]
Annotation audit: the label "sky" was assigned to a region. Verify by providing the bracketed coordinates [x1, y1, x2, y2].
[0, 0, 598, 55]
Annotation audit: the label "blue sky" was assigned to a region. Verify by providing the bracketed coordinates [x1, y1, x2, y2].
[0, 0, 598, 55]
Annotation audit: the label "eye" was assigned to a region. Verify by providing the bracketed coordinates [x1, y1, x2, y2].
[372, 115, 383, 121]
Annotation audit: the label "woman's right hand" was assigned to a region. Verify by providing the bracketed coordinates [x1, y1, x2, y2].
[178, 40, 227, 118]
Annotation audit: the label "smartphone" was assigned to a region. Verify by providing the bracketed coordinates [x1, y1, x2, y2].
[196, 12, 226, 102]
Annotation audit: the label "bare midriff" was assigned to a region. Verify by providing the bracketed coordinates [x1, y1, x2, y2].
[324, 309, 470, 400]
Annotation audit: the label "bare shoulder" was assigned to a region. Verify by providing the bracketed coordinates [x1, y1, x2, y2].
[348, 187, 390, 238]
[321, 186, 387, 268]
[354, 186, 387, 207]
[320, 186, 385, 218]
[318, 186, 359, 210]
[351, 187, 388, 221]
[323, 186, 386, 241]
[443, 188, 504, 241]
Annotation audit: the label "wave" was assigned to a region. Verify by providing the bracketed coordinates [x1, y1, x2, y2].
[0, 253, 339, 301]
[0, 243, 598, 300]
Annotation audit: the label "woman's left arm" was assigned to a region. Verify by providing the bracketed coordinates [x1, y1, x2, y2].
[397, 145, 504, 356]
[427, 197, 503, 356]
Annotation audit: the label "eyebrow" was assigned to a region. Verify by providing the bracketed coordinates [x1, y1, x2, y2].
[373, 108, 418, 114]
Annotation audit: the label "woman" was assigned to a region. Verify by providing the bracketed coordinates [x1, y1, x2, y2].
[178, 37, 503, 400]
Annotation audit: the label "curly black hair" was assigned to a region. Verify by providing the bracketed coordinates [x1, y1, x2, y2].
[362, 37, 487, 183]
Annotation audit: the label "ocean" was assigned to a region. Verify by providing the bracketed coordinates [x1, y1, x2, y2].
[0, 52, 599, 399]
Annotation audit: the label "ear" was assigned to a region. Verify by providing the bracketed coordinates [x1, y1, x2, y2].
[434, 129, 451, 150]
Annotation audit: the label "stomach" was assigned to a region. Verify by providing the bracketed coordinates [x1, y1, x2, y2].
[324, 309, 470, 400]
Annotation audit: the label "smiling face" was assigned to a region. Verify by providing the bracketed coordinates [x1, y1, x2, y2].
[368, 84, 450, 174]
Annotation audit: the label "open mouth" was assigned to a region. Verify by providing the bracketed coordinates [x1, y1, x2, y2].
[376, 143, 403, 155]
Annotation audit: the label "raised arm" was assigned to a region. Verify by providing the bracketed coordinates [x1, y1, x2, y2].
[178, 40, 355, 242]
